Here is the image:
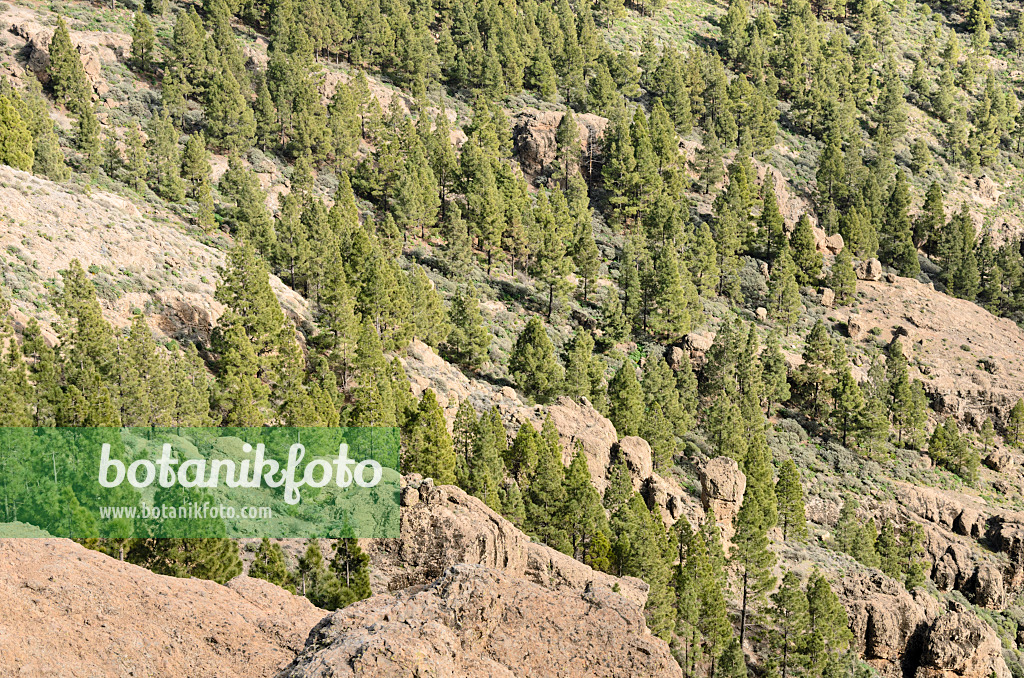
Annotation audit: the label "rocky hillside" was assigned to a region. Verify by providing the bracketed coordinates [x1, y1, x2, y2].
[0, 538, 323, 678]
[4, 0, 1024, 675]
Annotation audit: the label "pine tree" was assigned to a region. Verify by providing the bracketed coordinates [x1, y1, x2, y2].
[404, 389, 456, 485]
[696, 129, 725, 194]
[443, 287, 490, 368]
[608, 361, 644, 437]
[249, 538, 294, 592]
[330, 538, 372, 607]
[572, 212, 600, 302]
[776, 458, 808, 541]
[49, 18, 91, 112]
[524, 415, 570, 553]
[887, 339, 924, 447]
[530, 191, 573, 319]
[131, 12, 156, 72]
[1008, 398, 1024, 446]
[562, 445, 608, 564]
[733, 473, 776, 647]
[564, 329, 605, 406]
[876, 520, 902, 579]
[18, 77, 67, 179]
[466, 407, 506, 510]
[405, 266, 449, 348]
[719, 637, 748, 678]
[832, 359, 865, 447]
[509, 317, 564, 403]
[881, 172, 920, 277]
[768, 247, 803, 328]
[149, 111, 185, 202]
[797, 320, 835, 420]
[75, 99, 101, 170]
[705, 389, 748, 462]
[761, 331, 791, 414]
[829, 248, 857, 305]
[806, 569, 853, 672]
[791, 214, 823, 284]
[0, 95, 34, 171]
[759, 183, 787, 261]
[771, 570, 810, 678]
[554, 110, 581, 190]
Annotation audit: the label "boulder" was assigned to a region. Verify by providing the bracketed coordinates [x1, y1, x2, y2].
[821, 287, 835, 307]
[968, 563, 1006, 610]
[756, 306, 768, 321]
[847, 315, 867, 340]
[825, 233, 845, 254]
[277, 565, 683, 678]
[362, 479, 649, 609]
[666, 345, 687, 370]
[547, 396, 619, 492]
[812, 227, 845, 255]
[614, 436, 654, 490]
[932, 543, 974, 592]
[684, 331, 715, 354]
[642, 473, 704, 528]
[916, 604, 1011, 678]
[984, 449, 1015, 474]
[698, 457, 746, 541]
[856, 258, 884, 281]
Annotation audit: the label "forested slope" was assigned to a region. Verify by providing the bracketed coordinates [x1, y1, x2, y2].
[1, 0, 1024, 674]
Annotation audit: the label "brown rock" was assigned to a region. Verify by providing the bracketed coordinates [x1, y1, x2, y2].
[698, 457, 746, 540]
[642, 473, 704, 527]
[547, 396, 619, 492]
[932, 543, 973, 592]
[968, 563, 1006, 610]
[838, 571, 934, 678]
[847, 315, 867, 340]
[0, 539, 323, 678]
[821, 287, 835, 307]
[916, 605, 1011, 678]
[825, 233, 845, 254]
[666, 345, 687, 370]
[614, 436, 654, 490]
[684, 331, 715, 354]
[512, 109, 608, 177]
[856, 258, 883, 281]
[277, 565, 682, 678]
[362, 480, 649, 609]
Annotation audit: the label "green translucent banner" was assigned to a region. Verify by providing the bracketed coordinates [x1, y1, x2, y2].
[0, 428, 400, 538]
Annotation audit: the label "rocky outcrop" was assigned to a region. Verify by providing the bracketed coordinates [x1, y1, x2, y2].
[277, 564, 682, 678]
[916, 604, 1011, 678]
[837, 571, 937, 678]
[846, 278, 1024, 431]
[362, 478, 649, 609]
[547, 396, 620, 491]
[698, 457, 746, 541]
[8, 19, 129, 94]
[615, 436, 654, 489]
[643, 473, 703, 527]
[0, 538, 323, 678]
[856, 258, 884, 281]
[512, 109, 609, 177]
[812, 227, 844, 255]
[0, 164, 310, 344]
